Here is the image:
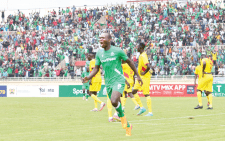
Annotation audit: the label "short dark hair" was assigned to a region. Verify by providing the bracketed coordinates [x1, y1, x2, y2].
[104, 32, 112, 39]
[139, 42, 145, 48]
[111, 41, 115, 46]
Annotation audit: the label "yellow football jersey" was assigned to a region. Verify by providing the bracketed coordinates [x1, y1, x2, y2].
[195, 65, 202, 79]
[138, 52, 150, 78]
[89, 59, 102, 82]
[122, 63, 134, 83]
[201, 58, 213, 73]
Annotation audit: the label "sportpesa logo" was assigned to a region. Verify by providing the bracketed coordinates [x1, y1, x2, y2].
[73, 88, 83, 95]
[101, 58, 116, 63]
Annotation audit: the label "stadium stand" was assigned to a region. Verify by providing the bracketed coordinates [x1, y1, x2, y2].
[0, 1, 225, 79]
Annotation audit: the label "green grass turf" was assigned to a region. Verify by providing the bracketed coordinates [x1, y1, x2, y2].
[0, 97, 225, 141]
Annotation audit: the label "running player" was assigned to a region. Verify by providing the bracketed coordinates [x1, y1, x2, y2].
[83, 33, 143, 136]
[88, 53, 106, 112]
[121, 60, 140, 110]
[81, 67, 90, 101]
[132, 43, 153, 116]
[194, 54, 213, 109]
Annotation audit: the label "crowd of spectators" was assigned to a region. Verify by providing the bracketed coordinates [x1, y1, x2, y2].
[0, 1, 225, 79]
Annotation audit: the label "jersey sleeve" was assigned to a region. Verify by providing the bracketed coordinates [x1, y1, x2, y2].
[142, 54, 149, 65]
[81, 72, 84, 78]
[95, 52, 101, 66]
[119, 49, 128, 61]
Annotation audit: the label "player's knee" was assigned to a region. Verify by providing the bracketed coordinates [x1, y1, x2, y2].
[132, 90, 138, 94]
[205, 91, 211, 95]
[144, 95, 150, 97]
[128, 93, 134, 98]
[111, 99, 118, 107]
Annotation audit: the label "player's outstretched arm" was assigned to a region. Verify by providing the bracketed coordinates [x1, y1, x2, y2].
[125, 58, 143, 86]
[194, 74, 197, 87]
[83, 65, 100, 83]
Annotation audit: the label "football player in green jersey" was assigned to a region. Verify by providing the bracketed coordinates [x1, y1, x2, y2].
[83, 33, 143, 136]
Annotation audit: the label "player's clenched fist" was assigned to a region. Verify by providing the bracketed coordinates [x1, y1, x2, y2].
[137, 75, 143, 86]
[82, 77, 89, 83]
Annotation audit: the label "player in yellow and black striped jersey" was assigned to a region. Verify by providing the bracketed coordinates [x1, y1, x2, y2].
[132, 43, 153, 116]
[194, 54, 213, 110]
[87, 53, 106, 112]
[121, 60, 140, 110]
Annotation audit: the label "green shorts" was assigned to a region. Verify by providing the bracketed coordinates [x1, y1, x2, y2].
[82, 83, 89, 90]
[106, 82, 125, 99]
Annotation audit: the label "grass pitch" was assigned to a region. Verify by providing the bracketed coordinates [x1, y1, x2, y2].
[0, 97, 225, 141]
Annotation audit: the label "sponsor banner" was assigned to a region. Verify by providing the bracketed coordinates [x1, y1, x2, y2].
[0, 85, 7, 97]
[137, 84, 197, 97]
[212, 84, 225, 97]
[59, 85, 106, 97]
[7, 86, 58, 97]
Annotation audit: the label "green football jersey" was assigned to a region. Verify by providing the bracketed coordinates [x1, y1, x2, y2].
[95, 46, 128, 85]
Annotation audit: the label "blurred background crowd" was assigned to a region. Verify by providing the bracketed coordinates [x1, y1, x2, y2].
[0, 1, 225, 78]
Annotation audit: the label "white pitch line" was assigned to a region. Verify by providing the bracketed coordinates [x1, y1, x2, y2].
[127, 123, 225, 127]
[130, 113, 225, 122]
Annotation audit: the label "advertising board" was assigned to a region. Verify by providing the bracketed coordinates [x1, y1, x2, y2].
[0, 85, 7, 97]
[7, 86, 59, 97]
[59, 85, 106, 97]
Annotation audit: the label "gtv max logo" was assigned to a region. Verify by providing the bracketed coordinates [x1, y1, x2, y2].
[73, 88, 83, 95]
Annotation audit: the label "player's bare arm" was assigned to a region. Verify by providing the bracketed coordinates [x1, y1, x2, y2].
[125, 58, 143, 86]
[83, 65, 100, 83]
[89, 79, 92, 85]
[202, 61, 206, 76]
[125, 80, 130, 89]
[194, 74, 197, 87]
[141, 63, 151, 75]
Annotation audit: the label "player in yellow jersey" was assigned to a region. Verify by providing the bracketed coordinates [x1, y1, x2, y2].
[132, 43, 153, 116]
[121, 60, 140, 110]
[194, 54, 213, 109]
[194, 59, 203, 109]
[88, 53, 106, 112]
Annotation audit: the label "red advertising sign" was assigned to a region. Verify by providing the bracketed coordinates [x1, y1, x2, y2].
[137, 84, 197, 97]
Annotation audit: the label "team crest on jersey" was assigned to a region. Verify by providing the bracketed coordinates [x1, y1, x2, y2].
[111, 52, 114, 56]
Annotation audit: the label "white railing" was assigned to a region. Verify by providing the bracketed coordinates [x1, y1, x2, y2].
[0, 75, 224, 82]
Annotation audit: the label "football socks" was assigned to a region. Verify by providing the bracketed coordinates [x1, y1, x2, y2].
[115, 102, 124, 118]
[91, 94, 102, 103]
[208, 94, 213, 108]
[131, 98, 138, 106]
[197, 91, 202, 106]
[134, 94, 143, 108]
[146, 96, 152, 113]
[107, 98, 113, 118]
